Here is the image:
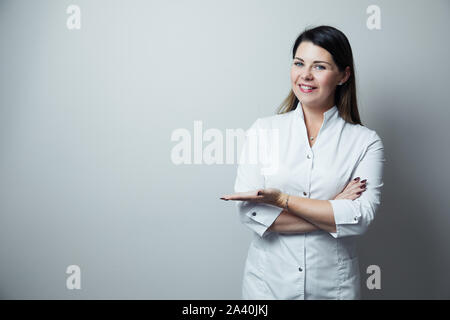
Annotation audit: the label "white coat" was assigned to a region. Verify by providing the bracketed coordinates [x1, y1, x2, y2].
[234, 100, 385, 299]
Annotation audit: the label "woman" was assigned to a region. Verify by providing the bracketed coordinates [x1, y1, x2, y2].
[221, 25, 385, 300]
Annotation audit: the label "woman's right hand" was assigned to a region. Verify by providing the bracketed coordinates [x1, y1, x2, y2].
[332, 177, 367, 200]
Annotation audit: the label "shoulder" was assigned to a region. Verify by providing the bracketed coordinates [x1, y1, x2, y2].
[342, 121, 385, 160]
[342, 120, 383, 145]
[253, 110, 294, 129]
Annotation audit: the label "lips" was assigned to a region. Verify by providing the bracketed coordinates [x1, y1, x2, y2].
[299, 84, 317, 93]
[299, 84, 317, 89]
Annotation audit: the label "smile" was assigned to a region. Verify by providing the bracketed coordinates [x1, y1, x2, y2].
[299, 84, 317, 93]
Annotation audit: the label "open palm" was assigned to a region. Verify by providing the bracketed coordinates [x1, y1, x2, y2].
[220, 188, 283, 207]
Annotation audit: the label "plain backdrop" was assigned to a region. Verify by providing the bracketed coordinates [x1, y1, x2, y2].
[1, 0, 449, 299]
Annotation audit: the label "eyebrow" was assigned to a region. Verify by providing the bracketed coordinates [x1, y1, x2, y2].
[294, 57, 332, 66]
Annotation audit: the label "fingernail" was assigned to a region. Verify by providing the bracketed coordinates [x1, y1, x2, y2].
[354, 177, 360, 181]
[356, 191, 362, 195]
[361, 179, 367, 183]
[360, 185, 365, 189]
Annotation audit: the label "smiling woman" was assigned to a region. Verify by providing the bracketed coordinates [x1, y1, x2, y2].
[221, 25, 385, 300]
[279, 26, 361, 126]
[293, 43, 347, 107]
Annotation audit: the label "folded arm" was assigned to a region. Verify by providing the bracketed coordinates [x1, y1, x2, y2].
[267, 209, 320, 234]
[270, 131, 385, 238]
[233, 120, 384, 239]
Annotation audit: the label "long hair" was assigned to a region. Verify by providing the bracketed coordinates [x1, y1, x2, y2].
[277, 25, 362, 125]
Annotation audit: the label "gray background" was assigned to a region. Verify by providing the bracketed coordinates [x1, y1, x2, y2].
[1, 0, 449, 299]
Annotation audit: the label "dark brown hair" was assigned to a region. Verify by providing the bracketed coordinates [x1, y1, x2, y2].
[277, 25, 362, 125]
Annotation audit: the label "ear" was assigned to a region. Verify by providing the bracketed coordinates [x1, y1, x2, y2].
[339, 66, 351, 85]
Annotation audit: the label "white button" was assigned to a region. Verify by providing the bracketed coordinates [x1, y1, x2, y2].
[307, 154, 311, 159]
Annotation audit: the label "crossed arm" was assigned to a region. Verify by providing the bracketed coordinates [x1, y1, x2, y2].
[224, 178, 365, 235]
[223, 178, 368, 236]
[268, 209, 319, 234]
[268, 197, 336, 234]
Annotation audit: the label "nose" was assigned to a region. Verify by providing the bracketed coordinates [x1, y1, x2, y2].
[301, 69, 313, 81]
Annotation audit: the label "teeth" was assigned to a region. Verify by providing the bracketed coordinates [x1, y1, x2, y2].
[301, 85, 315, 90]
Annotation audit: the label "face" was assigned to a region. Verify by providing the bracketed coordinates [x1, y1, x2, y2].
[291, 41, 350, 110]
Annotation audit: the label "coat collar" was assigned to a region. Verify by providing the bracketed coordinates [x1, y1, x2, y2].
[294, 100, 339, 128]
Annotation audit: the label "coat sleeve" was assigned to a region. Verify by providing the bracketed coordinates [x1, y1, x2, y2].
[328, 130, 386, 238]
[233, 118, 283, 238]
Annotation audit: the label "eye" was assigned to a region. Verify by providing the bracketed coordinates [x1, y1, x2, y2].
[293, 62, 326, 70]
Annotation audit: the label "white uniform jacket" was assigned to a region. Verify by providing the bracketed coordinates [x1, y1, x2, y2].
[234, 101, 385, 299]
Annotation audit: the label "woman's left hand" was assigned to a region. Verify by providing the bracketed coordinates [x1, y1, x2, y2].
[220, 188, 286, 208]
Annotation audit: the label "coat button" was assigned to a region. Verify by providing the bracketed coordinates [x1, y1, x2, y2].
[354, 216, 358, 221]
[252, 212, 257, 216]
[303, 192, 307, 196]
[306, 154, 311, 159]
[298, 267, 303, 272]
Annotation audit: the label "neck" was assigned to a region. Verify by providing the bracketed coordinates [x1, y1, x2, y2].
[301, 102, 335, 127]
